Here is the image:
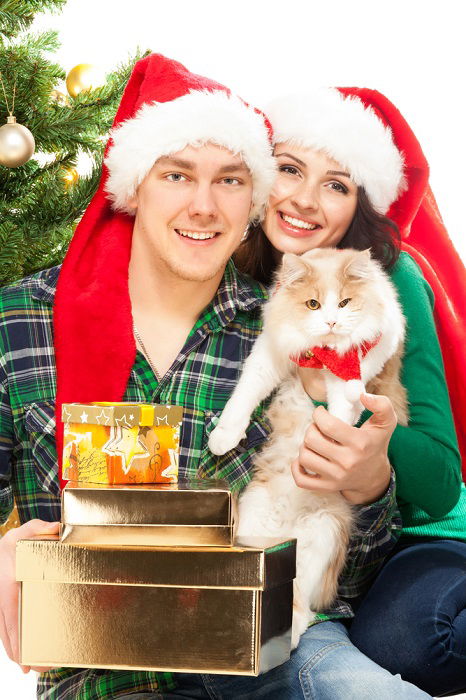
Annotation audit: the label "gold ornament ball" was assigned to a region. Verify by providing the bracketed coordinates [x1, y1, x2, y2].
[66, 64, 104, 97]
[63, 167, 79, 188]
[51, 89, 70, 107]
[0, 116, 35, 168]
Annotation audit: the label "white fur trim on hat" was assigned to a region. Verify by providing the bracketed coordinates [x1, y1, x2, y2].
[105, 89, 276, 222]
[266, 89, 405, 214]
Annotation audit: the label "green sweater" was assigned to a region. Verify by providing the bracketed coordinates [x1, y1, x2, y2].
[384, 252, 464, 539]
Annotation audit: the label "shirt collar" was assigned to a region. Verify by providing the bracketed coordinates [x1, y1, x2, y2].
[202, 259, 268, 332]
[31, 266, 60, 303]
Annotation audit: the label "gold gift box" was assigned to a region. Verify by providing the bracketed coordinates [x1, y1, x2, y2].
[17, 537, 296, 675]
[60, 480, 235, 547]
[62, 402, 183, 484]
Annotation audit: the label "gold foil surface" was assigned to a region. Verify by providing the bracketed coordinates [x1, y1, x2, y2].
[61, 402, 183, 484]
[60, 524, 234, 547]
[18, 539, 294, 674]
[17, 539, 296, 589]
[60, 481, 234, 546]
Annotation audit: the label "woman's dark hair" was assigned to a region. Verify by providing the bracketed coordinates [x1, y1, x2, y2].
[234, 187, 401, 286]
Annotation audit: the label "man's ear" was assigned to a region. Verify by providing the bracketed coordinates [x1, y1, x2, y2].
[127, 190, 138, 211]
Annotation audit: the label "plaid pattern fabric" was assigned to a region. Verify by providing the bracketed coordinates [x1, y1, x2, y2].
[0, 261, 401, 699]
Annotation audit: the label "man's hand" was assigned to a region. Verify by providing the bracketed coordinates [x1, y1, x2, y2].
[291, 393, 397, 505]
[0, 519, 60, 673]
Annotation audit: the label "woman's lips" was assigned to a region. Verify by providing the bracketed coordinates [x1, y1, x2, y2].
[276, 211, 322, 238]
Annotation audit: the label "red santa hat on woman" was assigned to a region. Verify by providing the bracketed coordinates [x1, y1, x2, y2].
[267, 87, 466, 477]
[54, 53, 276, 486]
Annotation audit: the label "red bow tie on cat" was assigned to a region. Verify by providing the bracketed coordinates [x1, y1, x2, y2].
[291, 334, 381, 390]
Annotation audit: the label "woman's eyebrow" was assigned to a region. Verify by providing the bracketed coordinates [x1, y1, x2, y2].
[327, 169, 351, 178]
[275, 152, 306, 167]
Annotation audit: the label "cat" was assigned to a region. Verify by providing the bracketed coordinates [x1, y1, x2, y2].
[208, 247, 408, 647]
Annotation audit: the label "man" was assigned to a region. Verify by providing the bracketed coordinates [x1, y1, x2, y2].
[0, 54, 424, 699]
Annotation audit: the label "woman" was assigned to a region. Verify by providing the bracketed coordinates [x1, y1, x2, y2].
[235, 87, 466, 697]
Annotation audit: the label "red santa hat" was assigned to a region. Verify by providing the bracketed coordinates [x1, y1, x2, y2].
[341, 88, 466, 480]
[53, 54, 275, 487]
[265, 88, 405, 214]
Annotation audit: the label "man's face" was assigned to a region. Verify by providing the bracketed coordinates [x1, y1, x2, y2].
[129, 143, 253, 284]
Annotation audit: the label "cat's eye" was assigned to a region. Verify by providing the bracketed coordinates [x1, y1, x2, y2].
[338, 298, 351, 308]
[306, 299, 321, 310]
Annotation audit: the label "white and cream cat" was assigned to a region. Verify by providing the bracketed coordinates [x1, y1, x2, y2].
[209, 247, 408, 647]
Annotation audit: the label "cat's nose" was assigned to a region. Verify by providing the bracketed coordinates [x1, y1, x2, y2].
[327, 321, 336, 328]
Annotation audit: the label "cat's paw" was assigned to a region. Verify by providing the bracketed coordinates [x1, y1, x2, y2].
[344, 379, 365, 402]
[208, 423, 247, 455]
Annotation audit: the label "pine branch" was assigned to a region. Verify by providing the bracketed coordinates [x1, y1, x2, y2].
[1, 7, 143, 285]
[0, 0, 66, 40]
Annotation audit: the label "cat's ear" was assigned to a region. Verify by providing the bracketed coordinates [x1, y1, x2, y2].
[279, 253, 309, 287]
[344, 249, 373, 280]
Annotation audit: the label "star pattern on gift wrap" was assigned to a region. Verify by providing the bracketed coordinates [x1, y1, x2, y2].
[95, 409, 111, 425]
[80, 410, 89, 423]
[156, 414, 169, 426]
[102, 425, 149, 475]
[161, 448, 178, 481]
[62, 407, 72, 424]
[115, 414, 132, 429]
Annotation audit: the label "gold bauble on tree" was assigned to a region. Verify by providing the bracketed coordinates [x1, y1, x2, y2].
[66, 64, 104, 97]
[63, 166, 79, 187]
[51, 89, 70, 107]
[0, 115, 35, 168]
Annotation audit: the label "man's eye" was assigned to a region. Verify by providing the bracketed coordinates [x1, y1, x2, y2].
[305, 299, 321, 310]
[166, 173, 186, 182]
[338, 298, 351, 307]
[221, 177, 241, 185]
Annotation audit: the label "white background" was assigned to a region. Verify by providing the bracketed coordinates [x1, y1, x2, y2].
[2, 0, 465, 696]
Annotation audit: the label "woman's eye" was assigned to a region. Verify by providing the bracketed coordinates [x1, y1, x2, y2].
[166, 173, 187, 182]
[338, 298, 351, 307]
[279, 164, 300, 176]
[306, 299, 321, 310]
[328, 181, 348, 194]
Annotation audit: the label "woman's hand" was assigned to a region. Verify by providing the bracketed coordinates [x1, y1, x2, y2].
[291, 393, 397, 505]
[0, 519, 60, 673]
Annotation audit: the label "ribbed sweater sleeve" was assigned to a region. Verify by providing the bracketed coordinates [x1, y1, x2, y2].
[387, 252, 462, 518]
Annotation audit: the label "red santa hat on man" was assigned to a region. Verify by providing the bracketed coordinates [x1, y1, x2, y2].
[266, 87, 466, 477]
[54, 53, 276, 486]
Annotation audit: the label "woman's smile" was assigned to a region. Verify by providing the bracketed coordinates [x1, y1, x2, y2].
[277, 210, 322, 236]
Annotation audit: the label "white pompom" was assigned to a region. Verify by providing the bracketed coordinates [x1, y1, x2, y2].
[344, 379, 365, 402]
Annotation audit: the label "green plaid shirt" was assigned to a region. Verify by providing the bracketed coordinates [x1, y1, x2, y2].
[0, 261, 401, 700]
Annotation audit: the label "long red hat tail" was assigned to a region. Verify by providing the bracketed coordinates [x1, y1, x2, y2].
[340, 88, 466, 479]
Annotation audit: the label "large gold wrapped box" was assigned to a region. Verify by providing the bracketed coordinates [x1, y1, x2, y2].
[60, 480, 235, 547]
[62, 402, 183, 484]
[17, 538, 295, 675]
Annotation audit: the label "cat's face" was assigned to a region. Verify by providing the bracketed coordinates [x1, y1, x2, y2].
[268, 248, 385, 351]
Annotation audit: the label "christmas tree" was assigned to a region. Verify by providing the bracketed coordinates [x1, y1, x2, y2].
[0, 0, 145, 286]
[0, 1, 145, 537]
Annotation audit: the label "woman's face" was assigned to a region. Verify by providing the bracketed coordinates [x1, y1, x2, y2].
[263, 144, 358, 255]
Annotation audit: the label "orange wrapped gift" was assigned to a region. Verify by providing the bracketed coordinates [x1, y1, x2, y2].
[62, 402, 183, 484]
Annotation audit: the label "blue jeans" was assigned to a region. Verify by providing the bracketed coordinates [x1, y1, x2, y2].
[117, 620, 431, 699]
[350, 539, 466, 697]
